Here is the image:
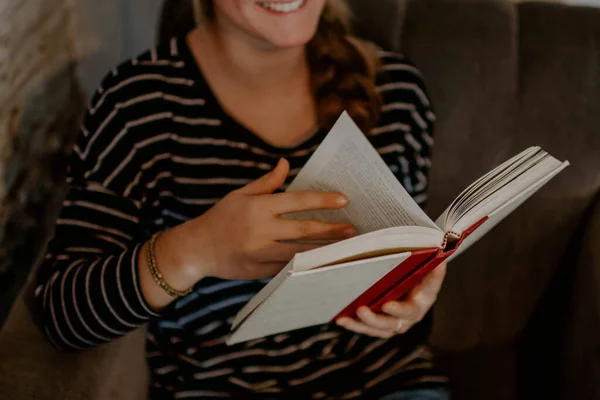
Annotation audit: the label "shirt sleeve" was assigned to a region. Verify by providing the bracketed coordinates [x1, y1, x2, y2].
[35, 71, 162, 351]
[375, 52, 436, 209]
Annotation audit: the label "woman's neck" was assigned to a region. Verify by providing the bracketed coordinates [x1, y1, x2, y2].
[194, 21, 309, 91]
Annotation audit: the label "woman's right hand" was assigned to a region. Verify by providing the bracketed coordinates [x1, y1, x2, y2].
[159, 158, 355, 283]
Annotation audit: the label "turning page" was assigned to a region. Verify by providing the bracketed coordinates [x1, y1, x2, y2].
[285, 112, 438, 234]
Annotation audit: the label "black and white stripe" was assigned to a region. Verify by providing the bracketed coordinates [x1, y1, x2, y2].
[35, 37, 445, 398]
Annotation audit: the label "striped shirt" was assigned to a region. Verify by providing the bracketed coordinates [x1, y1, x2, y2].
[35, 36, 448, 399]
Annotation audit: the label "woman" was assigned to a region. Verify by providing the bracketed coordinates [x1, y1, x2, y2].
[35, 0, 449, 398]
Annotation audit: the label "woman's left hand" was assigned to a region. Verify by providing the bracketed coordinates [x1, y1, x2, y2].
[336, 262, 447, 339]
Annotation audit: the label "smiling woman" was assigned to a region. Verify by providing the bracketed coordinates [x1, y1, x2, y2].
[33, 0, 448, 399]
[189, 0, 381, 141]
[197, 0, 327, 51]
[256, 0, 308, 13]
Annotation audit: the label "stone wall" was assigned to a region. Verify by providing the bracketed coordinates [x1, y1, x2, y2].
[0, 0, 84, 321]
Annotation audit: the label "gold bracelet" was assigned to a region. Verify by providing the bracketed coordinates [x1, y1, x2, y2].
[146, 231, 193, 298]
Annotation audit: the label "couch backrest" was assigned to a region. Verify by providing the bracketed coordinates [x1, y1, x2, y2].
[349, 0, 600, 350]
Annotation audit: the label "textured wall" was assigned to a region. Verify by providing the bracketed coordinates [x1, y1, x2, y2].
[0, 0, 83, 320]
[70, 0, 164, 95]
[0, 0, 165, 324]
[0, 0, 74, 196]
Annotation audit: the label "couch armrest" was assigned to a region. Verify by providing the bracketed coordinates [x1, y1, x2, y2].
[0, 288, 149, 400]
[560, 196, 600, 399]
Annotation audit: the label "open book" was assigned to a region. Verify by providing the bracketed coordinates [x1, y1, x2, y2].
[226, 112, 570, 345]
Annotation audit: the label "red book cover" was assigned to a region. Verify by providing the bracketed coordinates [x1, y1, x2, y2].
[333, 217, 488, 320]
[333, 248, 438, 320]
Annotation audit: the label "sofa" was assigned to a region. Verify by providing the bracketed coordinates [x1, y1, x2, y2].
[1, 1, 599, 399]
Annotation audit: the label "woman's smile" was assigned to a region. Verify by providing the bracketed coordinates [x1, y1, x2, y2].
[255, 0, 308, 14]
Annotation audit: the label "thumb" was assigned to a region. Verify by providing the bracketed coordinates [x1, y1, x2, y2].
[238, 158, 290, 195]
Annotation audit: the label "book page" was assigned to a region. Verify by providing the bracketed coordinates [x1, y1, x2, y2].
[292, 225, 444, 271]
[437, 147, 540, 230]
[445, 160, 569, 262]
[231, 261, 295, 330]
[285, 112, 438, 234]
[450, 155, 568, 233]
[227, 252, 412, 345]
[453, 149, 547, 220]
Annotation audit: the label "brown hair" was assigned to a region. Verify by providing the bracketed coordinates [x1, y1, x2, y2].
[191, 0, 381, 133]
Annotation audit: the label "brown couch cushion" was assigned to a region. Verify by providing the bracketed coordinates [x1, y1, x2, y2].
[0, 284, 149, 400]
[399, 0, 600, 350]
[559, 195, 600, 400]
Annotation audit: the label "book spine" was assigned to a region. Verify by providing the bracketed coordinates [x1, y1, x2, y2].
[333, 248, 438, 321]
[367, 216, 489, 313]
[367, 252, 451, 312]
[332, 217, 489, 321]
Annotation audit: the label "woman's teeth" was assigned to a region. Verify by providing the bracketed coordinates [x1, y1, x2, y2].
[257, 0, 306, 13]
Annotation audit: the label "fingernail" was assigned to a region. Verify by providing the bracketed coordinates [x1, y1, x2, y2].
[337, 196, 349, 206]
[384, 303, 399, 314]
[336, 318, 347, 327]
[344, 227, 356, 237]
[395, 320, 404, 332]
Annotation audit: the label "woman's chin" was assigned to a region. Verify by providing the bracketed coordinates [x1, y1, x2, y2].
[261, 29, 318, 49]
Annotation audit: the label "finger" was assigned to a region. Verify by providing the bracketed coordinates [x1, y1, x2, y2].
[269, 191, 349, 215]
[356, 306, 401, 331]
[278, 220, 356, 241]
[381, 300, 421, 321]
[423, 261, 447, 295]
[412, 261, 447, 299]
[260, 242, 324, 262]
[237, 158, 289, 195]
[383, 262, 447, 319]
[408, 261, 447, 307]
[336, 317, 394, 339]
